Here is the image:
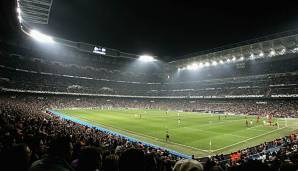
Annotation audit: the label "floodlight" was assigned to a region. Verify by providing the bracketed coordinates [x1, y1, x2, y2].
[29, 30, 54, 43]
[17, 7, 21, 14]
[93, 47, 106, 55]
[279, 48, 286, 55]
[269, 49, 276, 57]
[250, 53, 255, 59]
[18, 15, 22, 23]
[191, 63, 198, 70]
[139, 55, 156, 62]
[186, 64, 198, 70]
[292, 47, 298, 53]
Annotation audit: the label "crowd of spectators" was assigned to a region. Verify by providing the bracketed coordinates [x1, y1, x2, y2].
[1, 42, 298, 171]
[0, 95, 179, 171]
[0, 45, 165, 83]
[0, 94, 298, 171]
[2, 43, 298, 83]
[3, 94, 296, 118]
[1, 43, 298, 98]
[1, 65, 297, 97]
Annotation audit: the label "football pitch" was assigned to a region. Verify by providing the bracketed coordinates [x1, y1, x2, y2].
[57, 108, 298, 157]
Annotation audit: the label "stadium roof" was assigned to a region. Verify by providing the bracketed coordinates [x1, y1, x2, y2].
[3, 1, 298, 61]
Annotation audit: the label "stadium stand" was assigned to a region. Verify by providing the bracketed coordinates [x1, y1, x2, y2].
[0, 94, 298, 171]
[0, 40, 298, 171]
[1, 43, 298, 98]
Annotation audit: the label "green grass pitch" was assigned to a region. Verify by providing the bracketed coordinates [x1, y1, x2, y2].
[57, 108, 298, 157]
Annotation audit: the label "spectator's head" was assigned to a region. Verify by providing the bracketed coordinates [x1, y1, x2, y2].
[119, 148, 145, 171]
[240, 159, 271, 171]
[49, 135, 73, 161]
[289, 152, 298, 164]
[102, 154, 119, 171]
[76, 146, 102, 171]
[173, 159, 203, 171]
[3, 143, 32, 171]
[144, 153, 157, 171]
[280, 161, 297, 171]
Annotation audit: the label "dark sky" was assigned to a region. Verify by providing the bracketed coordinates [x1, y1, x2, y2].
[23, 1, 298, 59]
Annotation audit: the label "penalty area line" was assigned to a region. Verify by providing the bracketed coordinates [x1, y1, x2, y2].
[73, 115, 210, 153]
[212, 127, 286, 152]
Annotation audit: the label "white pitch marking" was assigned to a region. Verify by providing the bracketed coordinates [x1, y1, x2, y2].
[212, 127, 286, 152]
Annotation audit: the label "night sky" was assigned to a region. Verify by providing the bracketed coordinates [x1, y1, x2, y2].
[6, 1, 298, 59]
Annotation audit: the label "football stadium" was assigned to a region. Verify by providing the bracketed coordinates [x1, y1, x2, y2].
[1, 1, 298, 171]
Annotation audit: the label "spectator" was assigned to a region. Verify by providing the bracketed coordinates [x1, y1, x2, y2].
[119, 148, 145, 171]
[29, 136, 74, 171]
[2, 143, 32, 171]
[102, 154, 119, 171]
[173, 159, 203, 171]
[74, 146, 102, 171]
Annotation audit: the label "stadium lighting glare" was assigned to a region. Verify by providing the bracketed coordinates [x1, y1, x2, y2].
[16, 1, 22, 24]
[269, 49, 276, 56]
[93, 47, 106, 55]
[187, 65, 192, 70]
[191, 63, 199, 70]
[292, 47, 298, 53]
[18, 15, 22, 23]
[250, 54, 255, 60]
[279, 48, 286, 55]
[138, 55, 156, 62]
[29, 30, 54, 43]
[17, 7, 21, 14]
[179, 67, 185, 71]
[186, 63, 198, 70]
[212, 61, 217, 66]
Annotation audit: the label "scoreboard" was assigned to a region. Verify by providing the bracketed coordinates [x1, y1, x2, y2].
[93, 46, 106, 55]
[56, 38, 136, 59]
[75, 42, 119, 56]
